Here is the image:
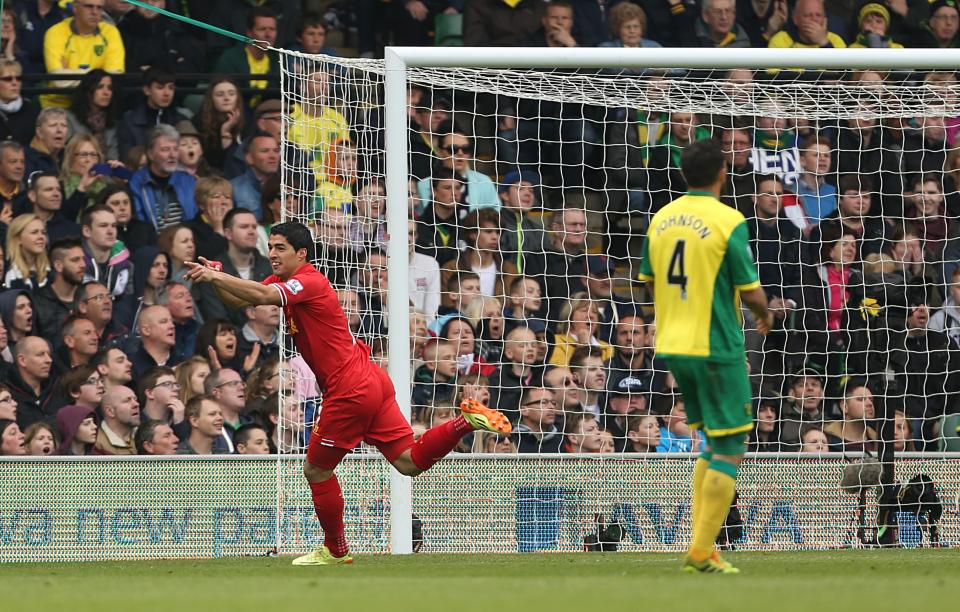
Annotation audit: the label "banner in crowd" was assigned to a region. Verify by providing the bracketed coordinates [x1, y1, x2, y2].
[1, 457, 957, 561]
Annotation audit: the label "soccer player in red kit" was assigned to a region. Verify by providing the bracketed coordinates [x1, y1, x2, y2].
[185, 222, 510, 565]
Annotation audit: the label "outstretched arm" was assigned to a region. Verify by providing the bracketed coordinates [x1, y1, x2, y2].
[213, 283, 253, 309]
[185, 258, 283, 307]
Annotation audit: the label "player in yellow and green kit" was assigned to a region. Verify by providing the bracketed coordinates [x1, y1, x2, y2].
[638, 139, 773, 574]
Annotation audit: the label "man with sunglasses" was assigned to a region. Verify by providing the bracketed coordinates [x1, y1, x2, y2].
[416, 128, 499, 211]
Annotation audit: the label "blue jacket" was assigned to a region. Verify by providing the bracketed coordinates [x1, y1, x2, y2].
[229, 168, 264, 220]
[129, 167, 198, 231]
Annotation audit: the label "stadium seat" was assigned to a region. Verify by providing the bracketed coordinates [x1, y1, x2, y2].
[434, 14, 463, 47]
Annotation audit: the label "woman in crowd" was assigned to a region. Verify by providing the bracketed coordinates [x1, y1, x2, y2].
[67, 69, 120, 160]
[24, 422, 57, 456]
[600, 2, 661, 50]
[55, 405, 99, 456]
[157, 224, 196, 288]
[349, 178, 387, 249]
[97, 183, 157, 253]
[474, 431, 518, 453]
[115, 245, 170, 330]
[462, 295, 505, 364]
[749, 397, 784, 452]
[189, 176, 233, 260]
[60, 133, 109, 203]
[439, 315, 495, 377]
[195, 318, 259, 375]
[796, 222, 860, 382]
[0, 419, 25, 455]
[4, 214, 51, 290]
[0, 10, 25, 65]
[196, 76, 245, 172]
[0, 288, 34, 347]
[550, 292, 614, 366]
[175, 356, 212, 405]
[246, 356, 281, 405]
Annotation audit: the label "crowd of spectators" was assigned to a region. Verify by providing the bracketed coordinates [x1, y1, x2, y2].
[0, 0, 959, 458]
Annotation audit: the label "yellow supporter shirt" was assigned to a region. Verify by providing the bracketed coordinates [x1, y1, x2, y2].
[287, 103, 350, 180]
[313, 180, 353, 216]
[42, 18, 125, 108]
[638, 192, 761, 361]
[767, 30, 847, 49]
[246, 47, 270, 90]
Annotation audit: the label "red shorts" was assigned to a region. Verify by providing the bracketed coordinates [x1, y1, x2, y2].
[306, 365, 414, 469]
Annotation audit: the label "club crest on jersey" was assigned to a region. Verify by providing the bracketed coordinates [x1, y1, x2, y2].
[285, 279, 304, 294]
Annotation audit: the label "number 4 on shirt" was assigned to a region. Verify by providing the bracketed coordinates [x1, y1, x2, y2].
[668, 240, 688, 300]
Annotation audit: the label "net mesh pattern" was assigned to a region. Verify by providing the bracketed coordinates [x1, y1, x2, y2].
[273, 50, 960, 554]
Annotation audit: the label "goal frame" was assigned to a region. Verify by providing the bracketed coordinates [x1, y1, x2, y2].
[381, 46, 960, 555]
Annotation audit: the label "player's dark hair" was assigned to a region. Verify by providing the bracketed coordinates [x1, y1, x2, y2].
[680, 139, 726, 188]
[270, 222, 314, 253]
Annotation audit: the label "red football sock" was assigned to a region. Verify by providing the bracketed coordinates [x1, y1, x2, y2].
[410, 415, 473, 471]
[309, 475, 348, 557]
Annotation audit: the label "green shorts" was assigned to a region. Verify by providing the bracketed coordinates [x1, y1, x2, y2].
[663, 357, 753, 439]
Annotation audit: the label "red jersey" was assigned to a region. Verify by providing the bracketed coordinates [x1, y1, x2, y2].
[263, 263, 371, 392]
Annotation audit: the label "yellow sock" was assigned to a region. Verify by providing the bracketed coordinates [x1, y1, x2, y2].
[689, 462, 737, 562]
[691, 457, 710, 536]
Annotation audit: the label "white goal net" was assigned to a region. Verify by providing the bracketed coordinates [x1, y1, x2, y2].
[273, 48, 960, 553]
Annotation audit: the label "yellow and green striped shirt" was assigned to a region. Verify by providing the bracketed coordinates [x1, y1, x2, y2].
[638, 192, 761, 361]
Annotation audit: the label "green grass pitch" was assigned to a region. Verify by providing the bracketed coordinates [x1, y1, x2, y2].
[6, 550, 956, 612]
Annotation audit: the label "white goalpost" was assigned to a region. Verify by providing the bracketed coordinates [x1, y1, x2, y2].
[273, 46, 960, 556]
